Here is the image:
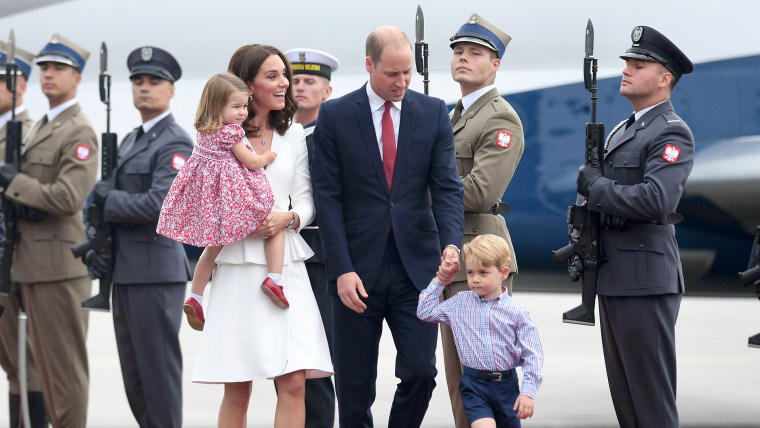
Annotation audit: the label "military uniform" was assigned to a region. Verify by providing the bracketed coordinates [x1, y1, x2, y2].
[95, 47, 192, 428]
[283, 47, 338, 428]
[579, 26, 695, 428]
[441, 14, 524, 428]
[2, 34, 98, 428]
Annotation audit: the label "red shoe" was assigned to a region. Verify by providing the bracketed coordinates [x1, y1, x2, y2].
[261, 277, 289, 309]
[183, 297, 205, 331]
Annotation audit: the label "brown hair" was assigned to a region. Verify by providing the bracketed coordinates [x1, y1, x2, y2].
[194, 72, 248, 133]
[228, 44, 297, 137]
[365, 26, 412, 66]
[462, 234, 512, 271]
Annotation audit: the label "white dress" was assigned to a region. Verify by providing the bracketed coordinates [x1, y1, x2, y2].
[192, 123, 333, 382]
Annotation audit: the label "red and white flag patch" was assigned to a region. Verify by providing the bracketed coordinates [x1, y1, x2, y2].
[75, 144, 90, 161]
[172, 153, 186, 171]
[662, 144, 680, 163]
[496, 130, 512, 149]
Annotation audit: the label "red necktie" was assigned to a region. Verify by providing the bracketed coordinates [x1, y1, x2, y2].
[382, 101, 396, 189]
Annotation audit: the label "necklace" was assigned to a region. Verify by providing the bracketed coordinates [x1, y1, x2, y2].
[262, 137, 267, 145]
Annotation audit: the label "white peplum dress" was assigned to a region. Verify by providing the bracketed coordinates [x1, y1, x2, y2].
[192, 123, 333, 382]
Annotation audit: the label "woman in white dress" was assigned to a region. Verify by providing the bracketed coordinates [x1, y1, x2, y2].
[192, 44, 333, 427]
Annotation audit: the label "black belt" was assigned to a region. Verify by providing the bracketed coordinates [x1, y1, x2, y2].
[463, 366, 515, 382]
[465, 202, 511, 216]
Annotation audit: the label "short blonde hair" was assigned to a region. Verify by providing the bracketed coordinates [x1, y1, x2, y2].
[195, 72, 248, 133]
[462, 234, 512, 271]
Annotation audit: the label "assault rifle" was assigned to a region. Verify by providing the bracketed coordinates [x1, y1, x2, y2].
[0, 30, 22, 298]
[414, 5, 429, 95]
[552, 20, 604, 326]
[739, 225, 760, 348]
[72, 42, 117, 311]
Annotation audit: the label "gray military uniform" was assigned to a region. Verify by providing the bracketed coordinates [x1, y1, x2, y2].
[588, 99, 694, 428]
[101, 113, 192, 428]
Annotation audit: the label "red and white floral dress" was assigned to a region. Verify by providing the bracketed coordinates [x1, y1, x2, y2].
[157, 124, 274, 247]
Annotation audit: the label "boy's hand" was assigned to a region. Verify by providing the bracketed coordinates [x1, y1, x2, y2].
[435, 255, 459, 285]
[513, 395, 534, 419]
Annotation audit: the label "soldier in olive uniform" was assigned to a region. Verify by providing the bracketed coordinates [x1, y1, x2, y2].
[86, 46, 192, 428]
[0, 34, 98, 428]
[0, 40, 48, 428]
[576, 26, 694, 428]
[442, 14, 524, 428]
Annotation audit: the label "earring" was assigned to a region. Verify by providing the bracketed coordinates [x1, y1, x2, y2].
[249, 94, 253, 101]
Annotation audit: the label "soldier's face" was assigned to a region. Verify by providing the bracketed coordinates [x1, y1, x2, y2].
[0, 74, 26, 115]
[292, 75, 331, 112]
[38, 62, 80, 106]
[250, 54, 290, 116]
[620, 59, 671, 102]
[366, 44, 412, 102]
[451, 42, 500, 95]
[131, 74, 174, 115]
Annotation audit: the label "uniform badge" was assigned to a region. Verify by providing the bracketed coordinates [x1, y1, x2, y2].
[663, 144, 680, 163]
[497, 131, 512, 149]
[299, 52, 306, 63]
[141, 47, 153, 62]
[632, 27, 643, 42]
[75, 144, 90, 161]
[172, 153, 186, 171]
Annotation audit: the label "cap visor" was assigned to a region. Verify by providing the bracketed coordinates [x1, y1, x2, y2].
[450, 37, 497, 53]
[130, 66, 173, 82]
[35, 54, 78, 68]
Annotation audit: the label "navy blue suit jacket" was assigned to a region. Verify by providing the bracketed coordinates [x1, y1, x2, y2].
[312, 85, 464, 293]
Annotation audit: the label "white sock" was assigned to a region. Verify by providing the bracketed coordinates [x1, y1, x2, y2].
[190, 293, 203, 305]
[268, 273, 283, 286]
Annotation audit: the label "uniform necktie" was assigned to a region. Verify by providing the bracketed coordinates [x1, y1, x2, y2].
[382, 101, 396, 189]
[135, 126, 145, 140]
[624, 113, 635, 130]
[452, 99, 464, 125]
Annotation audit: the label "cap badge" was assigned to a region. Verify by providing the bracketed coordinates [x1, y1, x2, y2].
[468, 14, 478, 24]
[51, 35, 60, 44]
[141, 47, 153, 62]
[632, 27, 643, 42]
[299, 52, 306, 63]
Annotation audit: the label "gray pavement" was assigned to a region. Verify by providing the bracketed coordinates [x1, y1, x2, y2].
[1, 281, 759, 427]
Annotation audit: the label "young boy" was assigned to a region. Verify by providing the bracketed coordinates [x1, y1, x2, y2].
[417, 234, 543, 428]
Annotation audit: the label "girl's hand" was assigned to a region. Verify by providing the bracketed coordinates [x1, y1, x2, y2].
[252, 211, 288, 239]
[264, 151, 277, 164]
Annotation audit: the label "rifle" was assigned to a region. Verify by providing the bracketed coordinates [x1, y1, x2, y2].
[552, 19, 604, 326]
[414, 5, 429, 95]
[1, 30, 22, 298]
[72, 41, 117, 311]
[739, 225, 760, 348]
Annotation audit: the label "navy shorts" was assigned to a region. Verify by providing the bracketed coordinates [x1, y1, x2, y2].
[460, 366, 521, 428]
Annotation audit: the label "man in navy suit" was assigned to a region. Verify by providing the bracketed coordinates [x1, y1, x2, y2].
[312, 26, 464, 427]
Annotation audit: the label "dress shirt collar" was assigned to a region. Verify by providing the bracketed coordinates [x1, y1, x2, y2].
[477, 286, 509, 303]
[634, 99, 668, 121]
[0, 105, 26, 128]
[366, 83, 402, 114]
[461, 84, 495, 115]
[142, 110, 171, 133]
[47, 98, 77, 122]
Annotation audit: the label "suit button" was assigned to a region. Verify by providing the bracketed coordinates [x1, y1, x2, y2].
[596, 204, 602, 209]
[13, 192, 19, 197]
[472, 227, 478, 233]
[384, 229, 389, 234]
[639, 243, 644, 248]
[623, 160, 628, 165]
[389, 202, 394, 207]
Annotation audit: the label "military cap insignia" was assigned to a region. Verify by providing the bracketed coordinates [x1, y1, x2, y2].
[141, 47, 153, 62]
[632, 27, 643, 42]
[468, 14, 479, 24]
[75, 144, 91, 161]
[497, 130, 512, 149]
[51, 34, 60, 44]
[299, 52, 306, 62]
[663, 144, 680, 163]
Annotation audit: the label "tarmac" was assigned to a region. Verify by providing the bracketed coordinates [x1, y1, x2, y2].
[1, 278, 759, 427]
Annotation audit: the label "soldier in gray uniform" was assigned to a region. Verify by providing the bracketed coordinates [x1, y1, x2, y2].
[0, 40, 48, 428]
[576, 26, 694, 428]
[283, 47, 339, 428]
[87, 46, 192, 428]
[443, 14, 524, 428]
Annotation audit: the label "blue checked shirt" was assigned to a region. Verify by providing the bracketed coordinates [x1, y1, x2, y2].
[417, 278, 544, 398]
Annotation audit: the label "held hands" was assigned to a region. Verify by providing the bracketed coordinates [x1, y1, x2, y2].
[435, 252, 460, 285]
[337, 272, 368, 314]
[513, 395, 535, 419]
[93, 177, 116, 206]
[576, 148, 603, 197]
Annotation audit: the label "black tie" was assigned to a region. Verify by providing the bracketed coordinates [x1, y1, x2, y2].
[625, 113, 635, 130]
[451, 100, 464, 125]
[135, 126, 145, 140]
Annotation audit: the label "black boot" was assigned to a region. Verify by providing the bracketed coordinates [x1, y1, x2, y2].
[28, 391, 49, 428]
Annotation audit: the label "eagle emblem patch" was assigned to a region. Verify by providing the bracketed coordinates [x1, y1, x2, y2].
[172, 154, 186, 171]
[75, 144, 90, 161]
[663, 144, 680, 163]
[497, 131, 512, 149]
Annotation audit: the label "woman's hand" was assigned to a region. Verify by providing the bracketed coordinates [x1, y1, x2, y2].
[251, 211, 290, 239]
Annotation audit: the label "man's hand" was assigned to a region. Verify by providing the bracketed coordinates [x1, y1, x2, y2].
[92, 177, 116, 207]
[336, 271, 368, 314]
[576, 148, 602, 197]
[84, 249, 110, 279]
[514, 395, 535, 419]
[0, 163, 19, 187]
[436, 254, 459, 285]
